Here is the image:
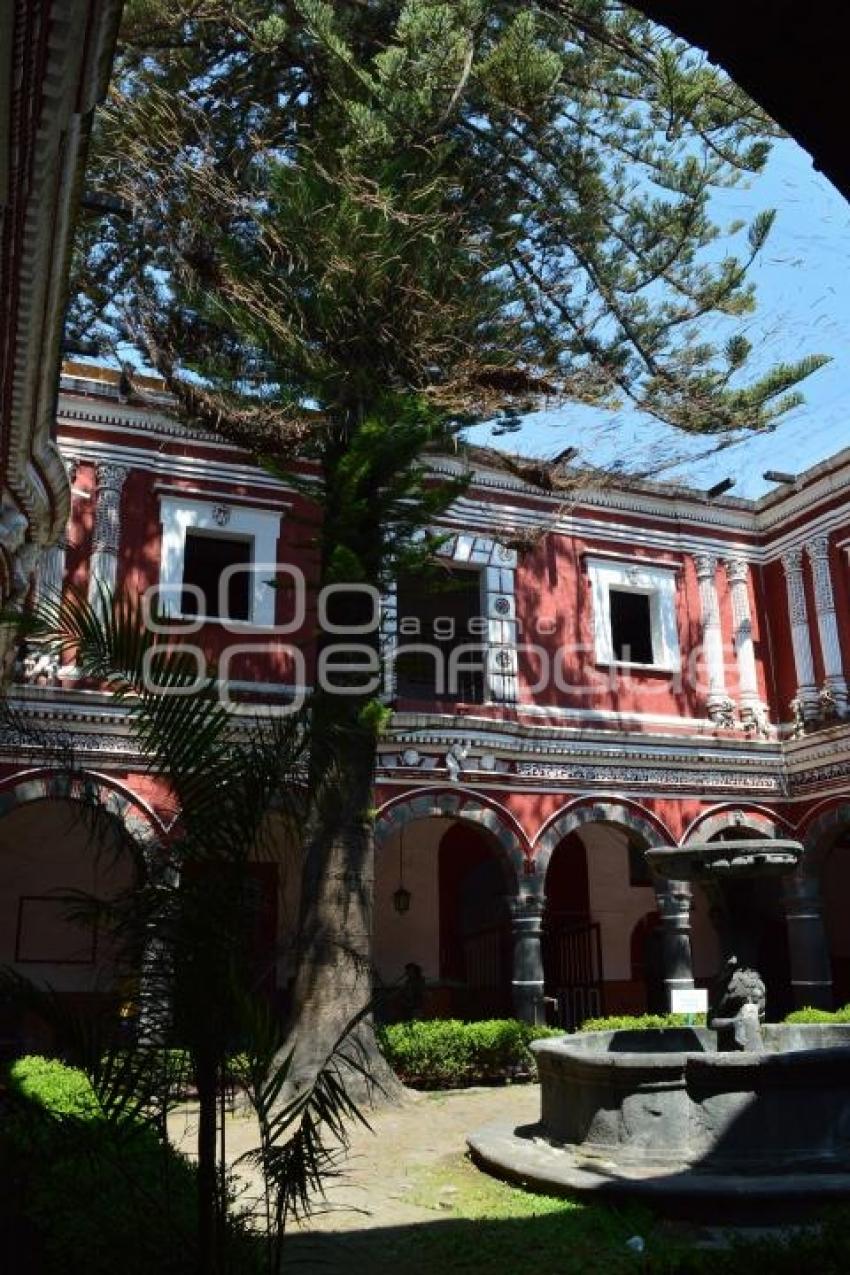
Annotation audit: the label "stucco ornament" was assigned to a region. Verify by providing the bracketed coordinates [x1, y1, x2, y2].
[788, 696, 807, 737]
[819, 683, 840, 721]
[445, 740, 469, 782]
[21, 645, 60, 686]
[740, 702, 770, 738]
[708, 696, 736, 729]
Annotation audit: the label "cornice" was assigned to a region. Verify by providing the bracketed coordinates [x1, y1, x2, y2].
[430, 456, 760, 535]
[56, 373, 850, 559]
[57, 436, 298, 499]
[6, 686, 846, 801]
[2, 2, 122, 550]
[58, 393, 227, 447]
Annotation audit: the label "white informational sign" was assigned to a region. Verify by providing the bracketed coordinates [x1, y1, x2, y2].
[670, 988, 708, 1016]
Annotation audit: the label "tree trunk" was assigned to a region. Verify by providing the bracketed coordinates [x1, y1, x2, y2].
[279, 425, 405, 1106]
[195, 1052, 221, 1275]
[282, 696, 402, 1104]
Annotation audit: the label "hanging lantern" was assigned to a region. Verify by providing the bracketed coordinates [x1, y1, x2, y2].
[393, 826, 412, 914]
[392, 883, 412, 914]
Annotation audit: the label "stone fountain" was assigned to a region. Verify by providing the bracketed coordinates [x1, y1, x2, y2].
[469, 840, 850, 1207]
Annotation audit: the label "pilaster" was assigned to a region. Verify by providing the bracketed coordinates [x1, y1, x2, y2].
[725, 557, 768, 732]
[88, 463, 130, 612]
[806, 535, 848, 715]
[781, 547, 820, 720]
[694, 553, 733, 724]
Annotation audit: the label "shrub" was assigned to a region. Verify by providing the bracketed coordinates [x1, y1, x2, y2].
[785, 1004, 850, 1024]
[578, 1012, 706, 1032]
[378, 1019, 562, 1088]
[10, 1054, 100, 1117]
[0, 1056, 217, 1275]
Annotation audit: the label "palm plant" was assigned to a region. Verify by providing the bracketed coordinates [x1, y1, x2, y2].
[3, 583, 374, 1275]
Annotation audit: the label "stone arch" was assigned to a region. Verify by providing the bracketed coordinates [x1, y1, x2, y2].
[801, 802, 850, 878]
[683, 804, 788, 846]
[0, 771, 167, 1018]
[0, 769, 166, 849]
[375, 788, 527, 895]
[533, 799, 672, 881]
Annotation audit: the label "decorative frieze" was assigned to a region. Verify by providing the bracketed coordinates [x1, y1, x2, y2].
[514, 760, 783, 794]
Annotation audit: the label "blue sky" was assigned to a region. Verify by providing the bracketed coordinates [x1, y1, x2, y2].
[465, 137, 850, 499]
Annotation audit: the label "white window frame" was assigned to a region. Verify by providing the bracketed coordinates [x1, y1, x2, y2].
[158, 496, 283, 629]
[586, 556, 680, 672]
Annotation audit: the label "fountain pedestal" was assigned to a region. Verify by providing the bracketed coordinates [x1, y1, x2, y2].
[646, 840, 802, 1043]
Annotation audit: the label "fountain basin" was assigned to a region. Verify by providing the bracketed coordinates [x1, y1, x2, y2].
[468, 1025, 850, 1205]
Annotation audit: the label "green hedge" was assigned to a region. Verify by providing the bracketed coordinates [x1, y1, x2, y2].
[784, 1004, 850, 1024]
[378, 1019, 562, 1088]
[578, 1012, 706, 1032]
[578, 1006, 850, 1030]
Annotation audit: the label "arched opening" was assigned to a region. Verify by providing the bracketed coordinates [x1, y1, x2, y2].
[543, 821, 658, 1024]
[808, 818, 850, 1007]
[0, 797, 137, 1052]
[374, 815, 513, 1021]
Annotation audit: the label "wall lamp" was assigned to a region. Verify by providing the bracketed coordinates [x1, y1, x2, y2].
[392, 825, 412, 914]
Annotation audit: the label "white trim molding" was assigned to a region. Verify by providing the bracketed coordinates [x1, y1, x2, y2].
[586, 555, 680, 674]
[158, 495, 283, 629]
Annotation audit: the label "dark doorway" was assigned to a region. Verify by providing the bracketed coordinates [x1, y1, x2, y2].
[438, 823, 511, 1017]
[543, 832, 603, 1028]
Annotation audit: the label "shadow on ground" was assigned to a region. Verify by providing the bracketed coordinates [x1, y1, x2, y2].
[281, 1206, 850, 1275]
[283, 1210, 652, 1275]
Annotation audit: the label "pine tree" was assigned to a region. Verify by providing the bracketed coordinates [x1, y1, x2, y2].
[68, 0, 828, 1092]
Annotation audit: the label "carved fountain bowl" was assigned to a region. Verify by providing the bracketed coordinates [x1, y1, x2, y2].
[469, 835, 850, 1205]
[468, 1024, 850, 1205]
[645, 839, 803, 882]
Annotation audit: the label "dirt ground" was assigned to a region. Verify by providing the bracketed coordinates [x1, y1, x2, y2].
[169, 1082, 540, 1233]
[168, 1084, 810, 1273]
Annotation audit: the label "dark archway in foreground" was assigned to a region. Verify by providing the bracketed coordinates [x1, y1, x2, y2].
[625, 1, 850, 201]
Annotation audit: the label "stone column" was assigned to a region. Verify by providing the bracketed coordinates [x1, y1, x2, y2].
[806, 535, 848, 714]
[724, 557, 768, 731]
[34, 459, 78, 606]
[694, 553, 731, 723]
[654, 881, 695, 1008]
[510, 895, 545, 1024]
[783, 874, 833, 1010]
[37, 539, 67, 600]
[88, 463, 130, 613]
[781, 547, 820, 720]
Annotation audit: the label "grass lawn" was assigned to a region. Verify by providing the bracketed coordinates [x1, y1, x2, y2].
[284, 1146, 850, 1275]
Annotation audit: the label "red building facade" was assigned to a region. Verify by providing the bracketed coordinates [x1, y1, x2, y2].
[3, 363, 850, 1029]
